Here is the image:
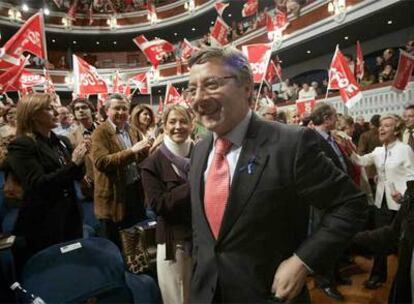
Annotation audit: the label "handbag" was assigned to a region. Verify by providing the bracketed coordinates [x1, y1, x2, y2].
[119, 221, 157, 274]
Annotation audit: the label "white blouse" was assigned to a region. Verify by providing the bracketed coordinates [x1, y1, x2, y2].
[351, 140, 414, 211]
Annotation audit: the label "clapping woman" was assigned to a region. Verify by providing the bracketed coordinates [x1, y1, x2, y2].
[140, 105, 193, 304]
[7, 93, 89, 268]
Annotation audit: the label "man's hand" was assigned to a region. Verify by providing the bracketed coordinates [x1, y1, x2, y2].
[271, 255, 310, 301]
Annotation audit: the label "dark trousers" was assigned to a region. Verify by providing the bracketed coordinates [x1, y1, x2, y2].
[99, 181, 146, 249]
[369, 196, 397, 281]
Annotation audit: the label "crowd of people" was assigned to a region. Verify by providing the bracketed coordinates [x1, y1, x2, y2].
[1, 45, 414, 303]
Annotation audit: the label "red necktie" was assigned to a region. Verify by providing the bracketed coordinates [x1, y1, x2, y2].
[204, 137, 232, 239]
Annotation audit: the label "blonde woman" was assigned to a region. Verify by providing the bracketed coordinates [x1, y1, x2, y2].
[7, 93, 89, 268]
[140, 105, 193, 304]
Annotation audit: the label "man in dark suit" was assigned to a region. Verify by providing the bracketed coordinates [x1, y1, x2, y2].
[310, 102, 355, 301]
[186, 47, 367, 303]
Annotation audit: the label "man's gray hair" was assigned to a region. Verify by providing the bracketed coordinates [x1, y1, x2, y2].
[104, 93, 128, 110]
[188, 46, 253, 90]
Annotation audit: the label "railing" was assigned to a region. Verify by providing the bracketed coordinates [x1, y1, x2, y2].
[277, 81, 414, 118]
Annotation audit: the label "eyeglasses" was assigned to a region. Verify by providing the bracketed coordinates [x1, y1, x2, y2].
[184, 75, 237, 101]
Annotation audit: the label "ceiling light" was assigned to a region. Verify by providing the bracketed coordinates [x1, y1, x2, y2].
[211, 21, 214, 25]
[52, 39, 56, 43]
[387, 20, 392, 25]
[113, 41, 117, 45]
[22, 4, 29, 12]
[174, 32, 178, 36]
[96, 41, 100, 45]
[73, 40, 77, 44]
[44, 8, 50, 15]
[344, 36, 349, 40]
[192, 27, 196, 31]
[228, 13, 232, 17]
[306, 50, 311, 54]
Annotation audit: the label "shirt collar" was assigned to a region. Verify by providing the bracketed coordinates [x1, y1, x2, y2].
[315, 127, 330, 141]
[213, 110, 252, 148]
[107, 119, 129, 134]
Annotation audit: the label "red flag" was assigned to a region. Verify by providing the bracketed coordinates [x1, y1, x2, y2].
[274, 11, 288, 30]
[214, 2, 229, 16]
[210, 17, 230, 46]
[68, 0, 79, 20]
[265, 58, 282, 85]
[0, 13, 47, 69]
[73, 54, 108, 95]
[133, 35, 175, 68]
[0, 57, 27, 93]
[392, 50, 414, 93]
[157, 97, 164, 114]
[328, 47, 362, 108]
[296, 98, 316, 115]
[20, 70, 46, 88]
[242, 43, 272, 83]
[242, 0, 258, 17]
[180, 38, 199, 61]
[43, 68, 55, 93]
[130, 73, 150, 95]
[165, 83, 181, 105]
[355, 41, 364, 80]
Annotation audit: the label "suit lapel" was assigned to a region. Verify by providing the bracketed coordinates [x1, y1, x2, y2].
[218, 115, 270, 242]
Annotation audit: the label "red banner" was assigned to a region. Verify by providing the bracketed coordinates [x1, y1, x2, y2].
[242, 43, 272, 83]
[133, 34, 175, 68]
[180, 38, 199, 61]
[20, 70, 46, 88]
[0, 13, 47, 69]
[296, 99, 316, 115]
[210, 17, 230, 46]
[0, 57, 27, 93]
[130, 73, 150, 95]
[73, 55, 108, 95]
[392, 50, 414, 93]
[328, 47, 362, 108]
[355, 41, 364, 80]
[165, 83, 181, 105]
[214, 2, 229, 16]
[242, 0, 258, 17]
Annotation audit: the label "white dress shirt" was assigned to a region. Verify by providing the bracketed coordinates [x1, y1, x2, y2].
[204, 110, 252, 184]
[351, 140, 414, 210]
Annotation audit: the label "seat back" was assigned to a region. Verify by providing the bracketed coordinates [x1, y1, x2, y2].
[22, 237, 135, 303]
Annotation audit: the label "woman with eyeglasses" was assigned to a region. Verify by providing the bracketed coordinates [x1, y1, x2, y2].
[140, 105, 193, 304]
[7, 93, 90, 271]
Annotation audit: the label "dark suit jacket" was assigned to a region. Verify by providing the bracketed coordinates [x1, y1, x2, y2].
[189, 114, 367, 303]
[7, 132, 84, 257]
[140, 148, 192, 260]
[314, 130, 350, 174]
